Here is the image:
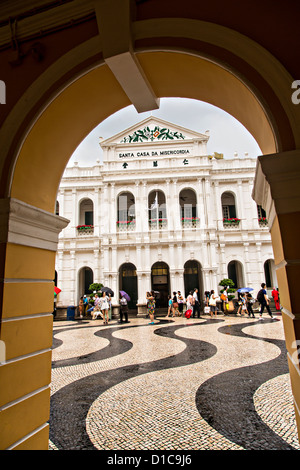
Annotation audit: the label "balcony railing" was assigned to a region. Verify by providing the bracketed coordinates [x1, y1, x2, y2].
[76, 225, 94, 235]
[258, 217, 268, 227]
[149, 218, 167, 230]
[181, 217, 200, 228]
[223, 218, 240, 228]
[117, 220, 136, 232]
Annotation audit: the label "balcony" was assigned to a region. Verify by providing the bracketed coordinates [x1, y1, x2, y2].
[149, 218, 168, 230]
[181, 217, 200, 229]
[117, 220, 136, 232]
[76, 225, 94, 235]
[258, 217, 268, 227]
[223, 218, 240, 228]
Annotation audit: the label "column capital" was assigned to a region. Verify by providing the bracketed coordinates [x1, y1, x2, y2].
[252, 149, 300, 227]
[0, 198, 69, 251]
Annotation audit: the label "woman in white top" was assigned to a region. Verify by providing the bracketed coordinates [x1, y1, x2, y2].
[100, 292, 110, 325]
[209, 290, 218, 318]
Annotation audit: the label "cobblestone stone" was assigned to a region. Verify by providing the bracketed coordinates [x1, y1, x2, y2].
[49, 314, 300, 451]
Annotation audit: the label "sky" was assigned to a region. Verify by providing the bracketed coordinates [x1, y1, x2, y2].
[66, 97, 262, 167]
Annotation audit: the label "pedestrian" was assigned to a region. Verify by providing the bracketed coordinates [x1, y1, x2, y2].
[78, 296, 84, 319]
[220, 287, 229, 315]
[172, 291, 179, 316]
[83, 294, 89, 315]
[257, 283, 276, 320]
[186, 290, 194, 314]
[119, 294, 129, 323]
[177, 291, 184, 316]
[166, 295, 173, 318]
[246, 293, 255, 318]
[193, 288, 200, 318]
[271, 287, 281, 311]
[238, 293, 248, 316]
[209, 290, 218, 318]
[100, 291, 110, 325]
[204, 290, 210, 306]
[146, 291, 156, 324]
[91, 303, 103, 320]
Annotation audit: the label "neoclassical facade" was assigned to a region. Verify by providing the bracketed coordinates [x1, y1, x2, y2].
[55, 117, 276, 311]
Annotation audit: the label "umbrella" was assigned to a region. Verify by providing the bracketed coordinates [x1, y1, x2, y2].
[120, 290, 131, 301]
[237, 287, 253, 293]
[54, 286, 61, 295]
[101, 286, 114, 296]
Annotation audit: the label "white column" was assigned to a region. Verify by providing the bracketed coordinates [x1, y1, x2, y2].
[110, 183, 116, 234]
[172, 179, 181, 231]
[197, 178, 205, 229]
[94, 249, 100, 283]
[237, 181, 246, 229]
[70, 250, 76, 304]
[135, 181, 142, 233]
[94, 188, 99, 236]
[214, 181, 223, 230]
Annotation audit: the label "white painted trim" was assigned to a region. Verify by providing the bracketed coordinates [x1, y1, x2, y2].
[0, 384, 50, 411]
[0, 198, 69, 251]
[6, 423, 49, 450]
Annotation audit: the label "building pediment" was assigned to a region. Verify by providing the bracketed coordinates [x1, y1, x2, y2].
[100, 116, 209, 147]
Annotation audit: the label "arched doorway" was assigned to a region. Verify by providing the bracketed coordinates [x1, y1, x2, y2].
[151, 262, 170, 308]
[1, 3, 300, 450]
[184, 260, 203, 300]
[264, 259, 277, 288]
[78, 267, 93, 300]
[119, 263, 138, 311]
[228, 260, 244, 289]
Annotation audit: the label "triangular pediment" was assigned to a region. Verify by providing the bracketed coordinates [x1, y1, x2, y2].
[100, 116, 209, 146]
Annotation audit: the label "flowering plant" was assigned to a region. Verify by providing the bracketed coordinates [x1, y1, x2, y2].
[117, 220, 135, 225]
[76, 224, 94, 230]
[223, 218, 240, 224]
[181, 217, 200, 221]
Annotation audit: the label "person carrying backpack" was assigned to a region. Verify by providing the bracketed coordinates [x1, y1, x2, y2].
[257, 283, 277, 320]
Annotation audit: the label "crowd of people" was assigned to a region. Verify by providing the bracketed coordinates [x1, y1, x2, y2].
[147, 283, 281, 323]
[77, 283, 281, 325]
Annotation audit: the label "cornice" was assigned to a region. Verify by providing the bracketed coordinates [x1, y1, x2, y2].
[0, 197, 69, 250]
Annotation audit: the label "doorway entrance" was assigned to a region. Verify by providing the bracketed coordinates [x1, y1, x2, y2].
[119, 263, 138, 311]
[151, 262, 170, 308]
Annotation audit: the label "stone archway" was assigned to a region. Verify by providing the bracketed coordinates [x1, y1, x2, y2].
[1, 3, 300, 450]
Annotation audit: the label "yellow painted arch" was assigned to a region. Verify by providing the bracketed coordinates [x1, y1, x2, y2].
[11, 51, 276, 213]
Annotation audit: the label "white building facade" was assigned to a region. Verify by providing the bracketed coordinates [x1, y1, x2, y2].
[55, 117, 276, 312]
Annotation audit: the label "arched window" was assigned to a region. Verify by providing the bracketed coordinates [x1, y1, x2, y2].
[148, 190, 167, 230]
[257, 204, 268, 226]
[77, 198, 94, 234]
[222, 192, 239, 227]
[179, 188, 199, 228]
[117, 192, 135, 231]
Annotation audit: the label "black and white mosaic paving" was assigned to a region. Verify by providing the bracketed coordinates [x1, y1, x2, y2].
[49, 315, 300, 451]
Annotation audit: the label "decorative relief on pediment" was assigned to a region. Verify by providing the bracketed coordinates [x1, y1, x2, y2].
[120, 125, 186, 143]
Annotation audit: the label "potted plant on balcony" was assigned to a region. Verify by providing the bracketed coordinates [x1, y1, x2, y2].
[76, 224, 94, 232]
[223, 217, 240, 225]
